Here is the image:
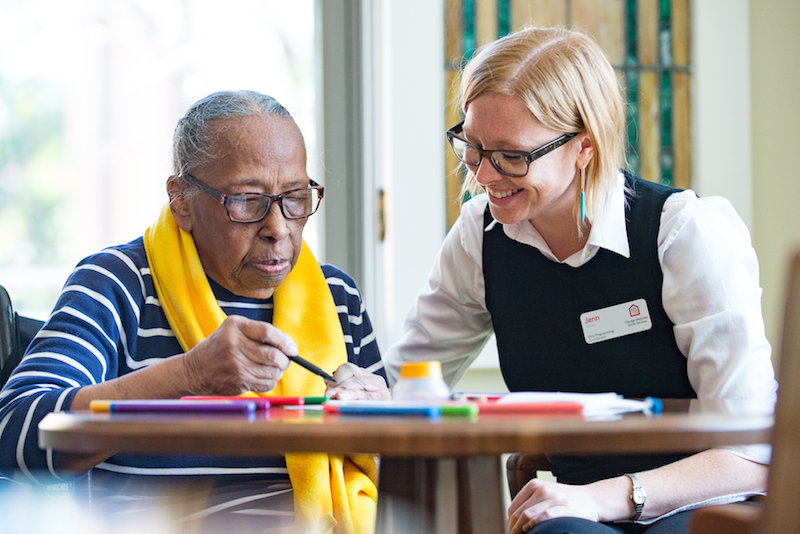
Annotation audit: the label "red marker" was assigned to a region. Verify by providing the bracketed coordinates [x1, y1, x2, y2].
[476, 402, 583, 415]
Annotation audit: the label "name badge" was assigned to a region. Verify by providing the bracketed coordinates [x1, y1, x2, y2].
[580, 298, 652, 345]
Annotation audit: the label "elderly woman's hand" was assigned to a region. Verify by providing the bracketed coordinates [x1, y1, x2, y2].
[325, 363, 391, 401]
[181, 315, 296, 395]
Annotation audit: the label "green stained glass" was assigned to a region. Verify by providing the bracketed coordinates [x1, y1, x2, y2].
[659, 0, 673, 186]
[660, 70, 673, 186]
[659, 0, 672, 65]
[626, 71, 640, 176]
[625, 0, 637, 66]
[660, 72, 673, 147]
[463, 0, 476, 63]
[498, 0, 510, 37]
[624, 0, 639, 175]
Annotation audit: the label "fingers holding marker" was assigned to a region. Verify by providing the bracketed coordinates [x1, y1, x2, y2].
[181, 316, 299, 395]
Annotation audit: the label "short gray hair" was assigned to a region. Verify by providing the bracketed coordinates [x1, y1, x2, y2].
[172, 90, 297, 176]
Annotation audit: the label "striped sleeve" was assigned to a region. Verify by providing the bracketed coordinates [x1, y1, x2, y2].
[0, 248, 385, 484]
[0, 239, 149, 483]
[321, 264, 385, 380]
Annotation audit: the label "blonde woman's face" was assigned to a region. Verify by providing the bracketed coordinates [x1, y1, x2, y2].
[463, 93, 581, 229]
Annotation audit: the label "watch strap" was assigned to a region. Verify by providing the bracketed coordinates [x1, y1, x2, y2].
[625, 473, 646, 521]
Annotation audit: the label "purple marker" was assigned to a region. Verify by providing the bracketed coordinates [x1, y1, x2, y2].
[90, 399, 256, 414]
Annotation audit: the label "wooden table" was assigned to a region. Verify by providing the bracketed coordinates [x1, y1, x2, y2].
[39, 399, 773, 534]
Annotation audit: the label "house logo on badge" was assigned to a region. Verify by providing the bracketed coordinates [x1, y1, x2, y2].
[629, 304, 640, 317]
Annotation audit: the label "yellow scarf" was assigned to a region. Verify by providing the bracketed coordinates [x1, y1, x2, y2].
[143, 205, 377, 534]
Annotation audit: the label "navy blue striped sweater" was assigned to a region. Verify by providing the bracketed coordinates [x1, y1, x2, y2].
[0, 237, 384, 484]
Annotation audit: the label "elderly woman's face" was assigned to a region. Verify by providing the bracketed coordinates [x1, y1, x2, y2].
[171, 115, 310, 299]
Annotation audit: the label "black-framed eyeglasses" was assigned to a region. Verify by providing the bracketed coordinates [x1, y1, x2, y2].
[181, 173, 324, 223]
[446, 121, 579, 178]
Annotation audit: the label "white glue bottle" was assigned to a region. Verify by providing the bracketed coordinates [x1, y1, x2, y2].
[392, 361, 451, 401]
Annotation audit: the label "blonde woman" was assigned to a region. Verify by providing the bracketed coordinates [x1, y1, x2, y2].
[385, 26, 776, 534]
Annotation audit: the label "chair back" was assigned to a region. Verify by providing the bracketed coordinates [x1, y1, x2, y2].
[690, 249, 800, 534]
[0, 285, 17, 384]
[0, 285, 45, 388]
[506, 453, 552, 497]
[761, 250, 800, 532]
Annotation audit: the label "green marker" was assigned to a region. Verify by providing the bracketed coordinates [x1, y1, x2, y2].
[441, 404, 479, 417]
[303, 396, 329, 405]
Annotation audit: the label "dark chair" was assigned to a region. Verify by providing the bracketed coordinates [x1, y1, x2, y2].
[506, 452, 552, 498]
[0, 285, 90, 493]
[690, 249, 800, 533]
[0, 285, 45, 388]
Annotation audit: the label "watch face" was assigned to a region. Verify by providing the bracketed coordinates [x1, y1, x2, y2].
[633, 489, 646, 505]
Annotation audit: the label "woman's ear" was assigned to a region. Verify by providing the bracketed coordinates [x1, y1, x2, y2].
[575, 132, 594, 169]
[167, 175, 193, 233]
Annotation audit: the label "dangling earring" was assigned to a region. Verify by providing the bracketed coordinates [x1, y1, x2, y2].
[580, 166, 586, 222]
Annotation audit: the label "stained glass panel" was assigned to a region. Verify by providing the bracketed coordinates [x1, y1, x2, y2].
[476, 0, 498, 46]
[572, 0, 625, 65]
[511, 0, 567, 30]
[672, 71, 691, 189]
[463, 0, 477, 61]
[639, 71, 660, 184]
[498, 0, 511, 36]
[638, 0, 659, 66]
[444, 0, 691, 225]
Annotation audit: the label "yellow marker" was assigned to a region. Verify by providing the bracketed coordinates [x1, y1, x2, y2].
[90, 400, 113, 412]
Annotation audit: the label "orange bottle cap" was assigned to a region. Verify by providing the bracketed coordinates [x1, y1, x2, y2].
[400, 361, 443, 379]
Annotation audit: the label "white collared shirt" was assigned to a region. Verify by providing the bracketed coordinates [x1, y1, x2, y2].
[385, 175, 777, 463]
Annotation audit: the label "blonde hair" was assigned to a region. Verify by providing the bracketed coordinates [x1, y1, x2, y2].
[458, 26, 626, 227]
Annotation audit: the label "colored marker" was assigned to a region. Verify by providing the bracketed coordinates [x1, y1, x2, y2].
[645, 397, 663, 414]
[180, 396, 271, 410]
[441, 404, 479, 417]
[476, 401, 583, 415]
[241, 396, 328, 406]
[451, 392, 506, 402]
[323, 404, 442, 417]
[300, 396, 329, 405]
[90, 399, 256, 414]
[255, 396, 304, 406]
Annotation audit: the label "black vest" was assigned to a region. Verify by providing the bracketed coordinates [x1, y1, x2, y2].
[483, 174, 696, 483]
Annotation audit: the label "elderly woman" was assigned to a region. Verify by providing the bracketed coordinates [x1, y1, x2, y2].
[385, 26, 776, 534]
[0, 90, 388, 534]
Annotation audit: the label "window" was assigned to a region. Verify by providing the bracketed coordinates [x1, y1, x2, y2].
[0, 0, 317, 316]
[444, 0, 691, 227]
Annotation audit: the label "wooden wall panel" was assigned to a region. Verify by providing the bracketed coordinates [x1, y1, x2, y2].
[671, 0, 690, 66]
[637, 0, 659, 66]
[446, 69, 465, 227]
[446, 0, 464, 66]
[638, 71, 661, 184]
[476, 0, 498, 46]
[672, 71, 691, 190]
[572, 0, 625, 65]
[511, 0, 567, 30]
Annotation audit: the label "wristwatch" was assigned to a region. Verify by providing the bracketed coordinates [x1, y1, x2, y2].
[625, 473, 646, 521]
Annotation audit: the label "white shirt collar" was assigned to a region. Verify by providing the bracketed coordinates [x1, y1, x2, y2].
[486, 173, 630, 267]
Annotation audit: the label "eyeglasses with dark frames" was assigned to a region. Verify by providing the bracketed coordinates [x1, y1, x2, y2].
[446, 121, 579, 178]
[180, 173, 324, 223]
